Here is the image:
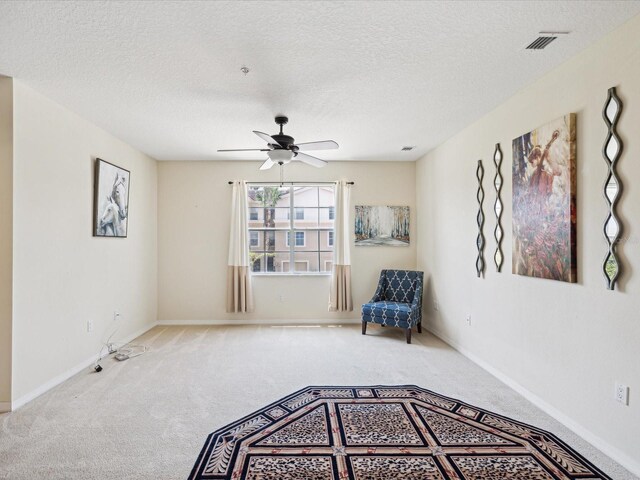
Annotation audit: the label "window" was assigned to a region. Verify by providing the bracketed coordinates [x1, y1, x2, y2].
[287, 231, 305, 247]
[286, 208, 305, 220]
[250, 231, 259, 247]
[247, 184, 335, 274]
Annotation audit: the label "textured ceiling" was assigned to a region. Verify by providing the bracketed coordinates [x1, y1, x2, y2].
[1, 1, 639, 162]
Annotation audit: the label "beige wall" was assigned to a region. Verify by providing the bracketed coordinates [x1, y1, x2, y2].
[0, 77, 13, 409]
[158, 161, 416, 322]
[11, 82, 158, 403]
[416, 15, 640, 471]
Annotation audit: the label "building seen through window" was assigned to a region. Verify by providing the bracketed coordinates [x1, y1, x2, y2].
[247, 185, 335, 273]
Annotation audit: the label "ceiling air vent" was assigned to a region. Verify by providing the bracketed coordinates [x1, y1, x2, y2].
[526, 31, 569, 50]
[401, 146, 415, 151]
[526, 36, 557, 50]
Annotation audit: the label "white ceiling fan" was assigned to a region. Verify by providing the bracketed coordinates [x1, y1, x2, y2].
[218, 116, 338, 170]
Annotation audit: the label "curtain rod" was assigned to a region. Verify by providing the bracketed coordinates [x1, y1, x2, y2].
[228, 181, 354, 185]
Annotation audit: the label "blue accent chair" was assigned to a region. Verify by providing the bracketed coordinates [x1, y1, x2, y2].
[361, 270, 424, 344]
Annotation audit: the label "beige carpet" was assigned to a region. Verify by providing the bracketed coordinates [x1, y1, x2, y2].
[0, 324, 634, 479]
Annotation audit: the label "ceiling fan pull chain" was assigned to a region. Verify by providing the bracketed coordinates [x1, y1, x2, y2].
[280, 163, 284, 186]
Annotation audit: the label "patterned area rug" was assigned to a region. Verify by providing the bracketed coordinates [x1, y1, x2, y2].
[189, 385, 611, 479]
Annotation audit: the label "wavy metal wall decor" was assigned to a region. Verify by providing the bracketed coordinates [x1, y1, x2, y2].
[602, 87, 623, 290]
[476, 160, 485, 278]
[493, 144, 504, 272]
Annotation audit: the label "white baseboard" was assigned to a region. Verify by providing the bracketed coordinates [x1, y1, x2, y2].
[158, 318, 361, 326]
[425, 324, 640, 477]
[10, 322, 158, 412]
[0, 401, 11, 413]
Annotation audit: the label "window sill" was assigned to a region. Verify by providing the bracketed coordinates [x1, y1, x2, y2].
[252, 273, 332, 277]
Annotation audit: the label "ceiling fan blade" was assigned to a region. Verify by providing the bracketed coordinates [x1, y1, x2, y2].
[218, 148, 271, 152]
[295, 152, 328, 168]
[253, 130, 282, 146]
[295, 140, 339, 151]
[259, 159, 275, 170]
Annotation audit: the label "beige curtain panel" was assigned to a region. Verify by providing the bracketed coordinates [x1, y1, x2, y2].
[226, 181, 254, 313]
[329, 180, 353, 312]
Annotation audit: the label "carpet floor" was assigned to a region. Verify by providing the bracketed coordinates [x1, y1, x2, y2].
[0, 325, 635, 479]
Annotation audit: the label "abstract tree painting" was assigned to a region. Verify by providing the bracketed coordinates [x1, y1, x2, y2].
[355, 205, 410, 246]
[512, 114, 576, 282]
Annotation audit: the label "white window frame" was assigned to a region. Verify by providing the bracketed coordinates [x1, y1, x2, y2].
[248, 183, 334, 276]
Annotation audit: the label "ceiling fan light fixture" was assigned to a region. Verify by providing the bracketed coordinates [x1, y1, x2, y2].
[267, 149, 294, 163]
[220, 116, 336, 170]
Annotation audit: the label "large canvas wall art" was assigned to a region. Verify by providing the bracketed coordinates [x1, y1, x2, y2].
[93, 158, 130, 237]
[355, 205, 410, 246]
[512, 114, 576, 282]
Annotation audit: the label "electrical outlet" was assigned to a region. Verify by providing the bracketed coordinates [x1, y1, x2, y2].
[615, 383, 629, 405]
[465, 315, 471, 326]
[279, 294, 285, 302]
[433, 300, 439, 311]
[113, 311, 120, 322]
[86, 320, 93, 333]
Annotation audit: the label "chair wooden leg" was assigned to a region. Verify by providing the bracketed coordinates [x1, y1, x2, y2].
[417, 322, 422, 333]
[362, 321, 367, 335]
[405, 327, 412, 344]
